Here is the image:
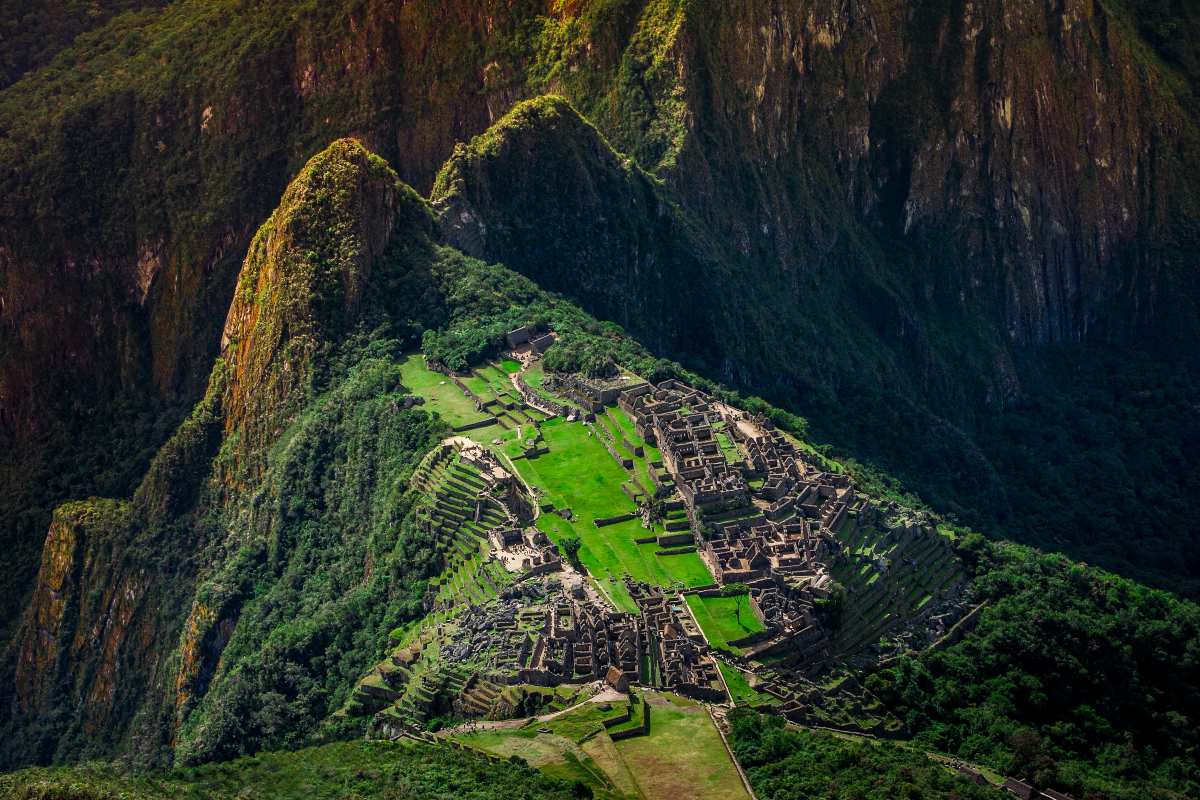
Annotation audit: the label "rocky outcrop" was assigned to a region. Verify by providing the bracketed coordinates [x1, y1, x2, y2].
[217, 139, 406, 467]
[432, 95, 735, 365]
[13, 499, 135, 721]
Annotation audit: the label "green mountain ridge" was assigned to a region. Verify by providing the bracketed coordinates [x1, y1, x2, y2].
[0, 3, 1198, 798]
[0, 136, 1195, 800]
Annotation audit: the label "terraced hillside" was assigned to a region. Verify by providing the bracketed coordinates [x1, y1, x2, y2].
[365, 346, 972, 745]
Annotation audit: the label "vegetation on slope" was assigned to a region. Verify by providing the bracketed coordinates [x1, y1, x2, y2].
[409, 247, 1200, 800]
[728, 711, 1007, 800]
[0, 139, 447, 769]
[1, 128, 1197, 800]
[0, 740, 583, 800]
[377, 205, 1200, 800]
[2, 0, 1199, 679]
[0, 0, 167, 88]
[867, 536, 1200, 799]
[432, 94, 1200, 597]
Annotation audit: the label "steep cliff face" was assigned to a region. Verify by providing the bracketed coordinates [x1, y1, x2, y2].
[432, 96, 740, 366]
[662, 0, 1200, 348]
[3, 0, 1194, 442]
[5, 375, 225, 765]
[13, 499, 135, 724]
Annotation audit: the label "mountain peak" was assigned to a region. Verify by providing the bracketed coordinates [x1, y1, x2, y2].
[219, 137, 411, 447]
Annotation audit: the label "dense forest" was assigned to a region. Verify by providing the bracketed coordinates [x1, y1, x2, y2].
[867, 536, 1200, 799]
[0, 740, 585, 799]
[728, 712, 1006, 800]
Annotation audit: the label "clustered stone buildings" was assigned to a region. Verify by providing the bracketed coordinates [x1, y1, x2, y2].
[430, 576, 723, 702]
[619, 379, 864, 661]
[358, 345, 970, 747]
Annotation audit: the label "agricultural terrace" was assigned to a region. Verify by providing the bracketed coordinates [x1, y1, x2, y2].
[398, 353, 715, 612]
[717, 663, 779, 707]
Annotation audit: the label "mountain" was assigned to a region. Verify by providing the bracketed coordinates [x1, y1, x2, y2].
[1, 4, 1197, 642]
[0, 133, 1195, 799]
[1, 2, 1199, 798]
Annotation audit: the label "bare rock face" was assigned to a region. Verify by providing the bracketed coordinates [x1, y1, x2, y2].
[11, 498, 167, 752]
[655, 0, 1197, 353]
[14, 500, 133, 718]
[2, 0, 1194, 450]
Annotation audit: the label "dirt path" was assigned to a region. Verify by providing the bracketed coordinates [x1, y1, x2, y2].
[509, 353, 561, 418]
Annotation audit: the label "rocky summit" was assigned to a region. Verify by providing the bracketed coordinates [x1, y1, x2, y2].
[0, 4, 1198, 800]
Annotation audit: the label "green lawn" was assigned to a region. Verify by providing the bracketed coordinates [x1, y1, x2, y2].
[514, 418, 712, 609]
[450, 699, 644, 799]
[609, 406, 660, 461]
[685, 593, 765, 652]
[451, 728, 628, 799]
[715, 430, 740, 463]
[516, 418, 634, 517]
[614, 693, 751, 800]
[462, 374, 493, 398]
[718, 662, 778, 707]
[499, 358, 522, 374]
[401, 357, 714, 610]
[398, 354, 490, 428]
[449, 692, 748, 800]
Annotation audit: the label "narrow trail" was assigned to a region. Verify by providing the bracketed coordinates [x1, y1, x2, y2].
[509, 352, 560, 418]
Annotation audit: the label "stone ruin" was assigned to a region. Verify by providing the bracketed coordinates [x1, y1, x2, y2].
[425, 577, 723, 703]
[616, 377, 966, 672]
[355, 365, 970, 739]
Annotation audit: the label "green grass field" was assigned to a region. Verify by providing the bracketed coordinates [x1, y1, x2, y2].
[451, 697, 642, 799]
[450, 692, 748, 800]
[613, 693, 751, 800]
[718, 662, 778, 707]
[516, 419, 712, 609]
[597, 409, 661, 495]
[401, 356, 716, 615]
[684, 593, 765, 652]
[398, 354, 490, 428]
[451, 729, 626, 798]
[517, 418, 632, 516]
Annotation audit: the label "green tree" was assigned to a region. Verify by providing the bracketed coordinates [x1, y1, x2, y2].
[722, 582, 751, 627]
[559, 535, 582, 566]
